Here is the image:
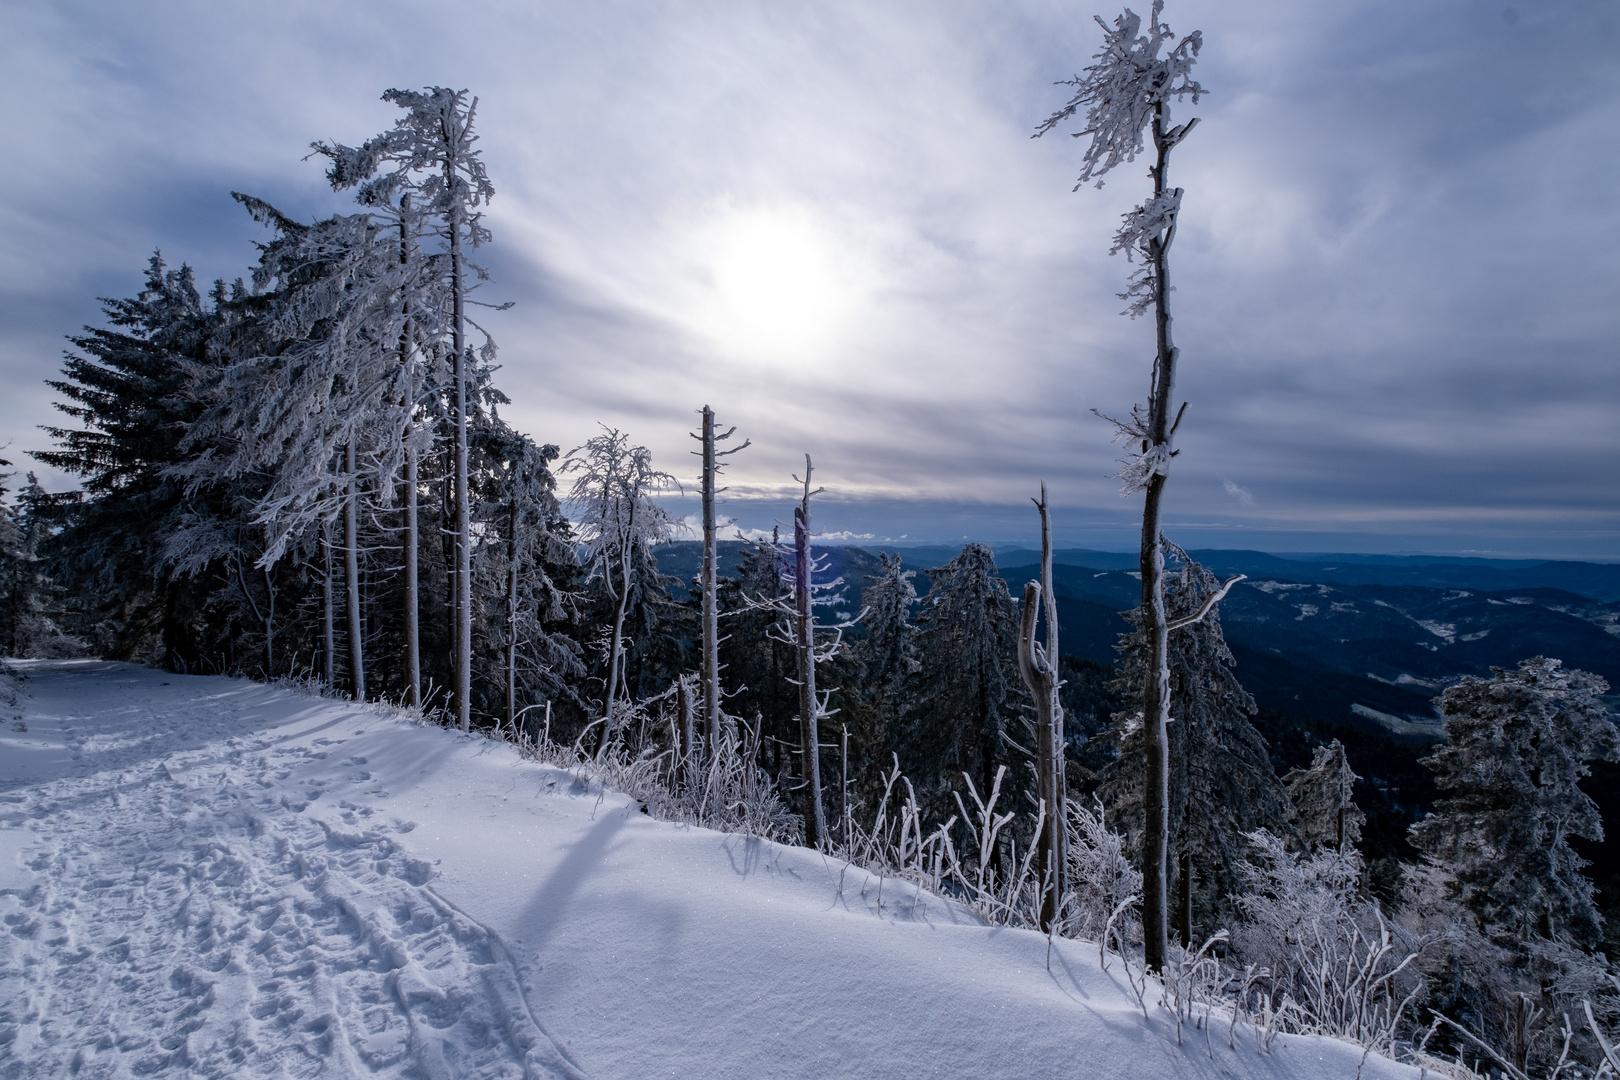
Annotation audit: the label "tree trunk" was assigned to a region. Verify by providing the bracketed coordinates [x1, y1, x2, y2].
[399, 206, 422, 711]
[344, 442, 366, 701]
[506, 498, 519, 731]
[1139, 102, 1185, 974]
[793, 458, 826, 850]
[403, 444, 421, 709]
[1018, 486, 1066, 931]
[449, 162, 472, 732]
[1176, 848, 1193, 948]
[263, 566, 275, 680]
[322, 521, 335, 688]
[600, 503, 635, 754]
[677, 674, 696, 787]
[700, 405, 721, 752]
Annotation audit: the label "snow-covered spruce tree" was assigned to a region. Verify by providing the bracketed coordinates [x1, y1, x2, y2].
[690, 406, 749, 752]
[854, 552, 921, 751]
[175, 199, 415, 699]
[1015, 487, 1066, 930]
[1036, 1, 1221, 971]
[314, 87, 498, 730]
[1285, 739, 1366, 854]
[1102, 544, 1288, 944]
[910, 544, 1021, 819]
[1405, 658, 1619, 1076]
[717, 530, 800, 773]
[1412, 657, 1615, 949]
[562, 428, 677, 745]
[467, 422, 583, 729]
[1, 473, 80, 659]
[36, 255, 230, 666]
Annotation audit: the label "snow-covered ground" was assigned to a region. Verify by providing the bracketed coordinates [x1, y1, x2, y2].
[0, 660, 1420, 1079]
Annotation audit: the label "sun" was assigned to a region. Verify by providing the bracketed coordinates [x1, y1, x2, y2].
[698, 206, 859, 361]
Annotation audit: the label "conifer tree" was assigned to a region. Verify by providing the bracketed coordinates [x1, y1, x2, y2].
[911, 544, 1020, 803]
[315, 87, 499, 729]
[1285, 740, 1365, 854]
[1411, 657, 1616, 950]
[36, 255, 225, 665]
[855, 552, 920, 736]
[1103, 545, 1288, 942]
[563, 428, 676, 741]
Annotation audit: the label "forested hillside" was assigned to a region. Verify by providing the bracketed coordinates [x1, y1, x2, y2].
[6, 9, 1620, 1074]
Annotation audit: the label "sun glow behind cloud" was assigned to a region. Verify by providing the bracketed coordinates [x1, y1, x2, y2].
[687, 204, 868, 364]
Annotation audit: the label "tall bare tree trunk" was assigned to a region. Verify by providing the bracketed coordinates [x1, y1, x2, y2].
[449, 183, 472, 732]
[793, 457, 826, 849]
[344, 442, 366, 701]
[699, 405, 720, 751]
[399, 202, 422, 710]
[1018, 486, 1066, 931]
[403, 446, 421, 708]
[322, 520, 335, 688]
[677, 674, 697, 786]
[505, 498, 519, 731]
[599, 503, 635, 754]
[1140, 101, 1184, 974]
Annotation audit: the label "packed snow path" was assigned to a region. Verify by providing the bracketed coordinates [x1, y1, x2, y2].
[0, 662, 1420, 1079]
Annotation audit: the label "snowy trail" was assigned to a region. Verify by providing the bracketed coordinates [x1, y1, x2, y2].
[0, 661, 1422, 1078]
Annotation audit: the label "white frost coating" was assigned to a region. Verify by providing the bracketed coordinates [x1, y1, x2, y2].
[1110, 190, 1183, 317]
[1034, 1, 1206, 189]
[0, 661, 1427, 1080]
[1094, 404, 1173, 495]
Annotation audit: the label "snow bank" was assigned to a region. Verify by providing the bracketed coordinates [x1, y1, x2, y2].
[0, 661, 1419, 1078]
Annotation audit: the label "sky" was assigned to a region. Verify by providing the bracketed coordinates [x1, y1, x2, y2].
[2, 0, 1617, 558]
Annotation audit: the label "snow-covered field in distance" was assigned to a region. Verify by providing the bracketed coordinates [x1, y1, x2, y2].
[0, 660, 1418, 1079]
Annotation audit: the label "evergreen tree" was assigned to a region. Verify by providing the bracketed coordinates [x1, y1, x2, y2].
[1284, 739, 1365, 854]
[315, 86, 500, 730]
[1102, 545, 1291, 940]
[910, 544, 1020, 804]
[718, 531, 799, 774]
[1410, 656, 1616, 949]
[35, 255, 227, 666]
[562, 428, 678, 738]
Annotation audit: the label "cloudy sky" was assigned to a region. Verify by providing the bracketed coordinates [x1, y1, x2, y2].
[3, 0, 1617, 557]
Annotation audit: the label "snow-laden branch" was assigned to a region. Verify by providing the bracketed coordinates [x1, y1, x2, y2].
[1033, 1, 1205, 189]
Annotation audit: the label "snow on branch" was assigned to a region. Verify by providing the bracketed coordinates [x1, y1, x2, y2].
[1110, 189, 1182, 317]
[1033, 1, 1205, 189]
[1092, 403, 1174, 495]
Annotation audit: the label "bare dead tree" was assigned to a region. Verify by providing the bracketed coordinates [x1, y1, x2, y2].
[691, 406, 749, 754]
[1016, 484, 1066, 931]
[1037, 1, 1230, 971]
[740, 455, 863, 850]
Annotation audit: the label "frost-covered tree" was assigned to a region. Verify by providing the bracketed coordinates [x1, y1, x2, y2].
[563, 428, 676, 742]
[855, 552, 920, 735]
[718, 530, 799, 769]
[469, 425, 583, 728]
[691, 406, 748, 749]
[1102, 546, 1288, 943]
[911, 544, 1020, 806]
[1285, 739, 1366, 854]
[175, 199, 417, 699]
[1015, 488, 1066, 930]
[1036, 1, 1224, 971]
[741, 458, 861, 849]
[36, 255, 227, 666]
[315, 87, 500, 729]
[1411, 657, 1616, 950]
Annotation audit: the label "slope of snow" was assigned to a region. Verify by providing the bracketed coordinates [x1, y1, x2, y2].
[0, 661, 1421, 1079]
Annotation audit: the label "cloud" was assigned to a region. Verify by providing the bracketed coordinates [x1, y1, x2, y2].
[1222, 479, 1255, 507]
[2, 0, 1617, 554]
